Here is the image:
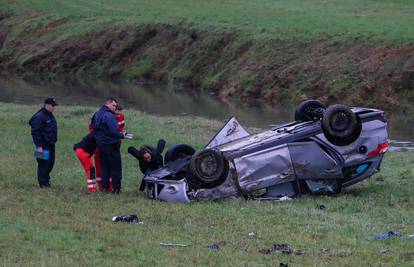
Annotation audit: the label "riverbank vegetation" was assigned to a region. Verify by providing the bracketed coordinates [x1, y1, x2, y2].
[1, 0, 414, 113]
[0, 103, 413, 266]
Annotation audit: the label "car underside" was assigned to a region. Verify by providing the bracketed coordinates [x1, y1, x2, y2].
[143, 101, 389, 203]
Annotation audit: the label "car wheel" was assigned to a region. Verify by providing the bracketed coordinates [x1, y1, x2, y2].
[321, 104, 362, 146]
[188, 149, 229, 189]
[164, 144, 196, 164]
[294, 99, 326, 122]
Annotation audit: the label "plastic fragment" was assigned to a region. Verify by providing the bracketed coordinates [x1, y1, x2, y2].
[160, 243, 189, 247]
[208, 244, 220, 251]
[112, 214, 139, 223]
[375, 231, 401, 239]
[318, 204, 326, 210]
[379, 248, 390, 254]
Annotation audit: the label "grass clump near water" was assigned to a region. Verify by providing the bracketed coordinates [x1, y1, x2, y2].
[0, 103, 413, 266]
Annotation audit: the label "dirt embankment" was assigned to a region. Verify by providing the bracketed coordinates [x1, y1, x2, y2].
[1, 12, 413, 112]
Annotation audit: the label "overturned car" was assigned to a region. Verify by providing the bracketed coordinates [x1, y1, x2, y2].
[143, 100, 389, 203]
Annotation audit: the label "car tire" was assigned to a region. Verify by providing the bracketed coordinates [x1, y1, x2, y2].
[321, 104, 362, 146]
[188, 149, 229, 189]
[294, 99, 326, 122]
[164, 144, 196, 164]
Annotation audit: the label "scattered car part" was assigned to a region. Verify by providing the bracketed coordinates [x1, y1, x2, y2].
[375, 231, 401, 239]
[112, 214, 139, 223]
[160, 243, 190, 247]
[208, 244, 220, 251]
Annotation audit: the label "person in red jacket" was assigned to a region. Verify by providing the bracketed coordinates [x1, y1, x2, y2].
[116, 105, 126, 132]
[73, 132, 97, 192]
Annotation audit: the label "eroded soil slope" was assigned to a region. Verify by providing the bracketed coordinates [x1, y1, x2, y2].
[1, 12, 413, 112]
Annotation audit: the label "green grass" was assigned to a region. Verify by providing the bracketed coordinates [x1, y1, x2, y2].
[2, 0, 414, 44]
[0, 103, 413, 266]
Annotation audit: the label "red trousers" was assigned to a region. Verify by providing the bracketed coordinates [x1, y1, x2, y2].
[75, 148, 96, 192]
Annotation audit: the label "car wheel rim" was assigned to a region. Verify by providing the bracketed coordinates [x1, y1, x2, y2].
[198, 155, 218, 178]
[330, 112, 349, 131]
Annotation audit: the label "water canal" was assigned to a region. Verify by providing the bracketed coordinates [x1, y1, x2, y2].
[1, 76, 413, 146]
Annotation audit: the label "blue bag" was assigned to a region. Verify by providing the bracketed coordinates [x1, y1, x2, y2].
[33, 149, 50, 160]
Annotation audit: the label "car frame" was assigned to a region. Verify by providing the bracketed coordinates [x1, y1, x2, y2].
[143, 101, 389, 203]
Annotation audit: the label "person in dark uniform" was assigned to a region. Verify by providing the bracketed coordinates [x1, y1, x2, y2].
[29, 97, 58, 188]
[128, 139, 165, 191]
[91, 98, 125, 194]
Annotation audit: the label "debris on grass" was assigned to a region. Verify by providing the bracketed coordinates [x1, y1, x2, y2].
[112, 214, 141, 224]
[253, 196, 292, 201]
[278, 196, 292, 201]
[208, 244, 220, 252]
[375, 231, 402, 239]
[259, 243, 304, 256]
[160, 243, 190, 247]
[378, 248, 390, 254]
[317, 204, 326, 210]
[248, 232, 256, 237]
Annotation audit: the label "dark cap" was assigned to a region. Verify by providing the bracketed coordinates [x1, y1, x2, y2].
[116, 104, 123, 111]
[44, 97, 58, 106]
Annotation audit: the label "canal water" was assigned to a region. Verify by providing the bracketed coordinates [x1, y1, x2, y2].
[1, 76, 413, 146]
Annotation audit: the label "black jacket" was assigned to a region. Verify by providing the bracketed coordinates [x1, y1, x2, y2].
[91, 106, 123, 146]
[73, 132, 97, 157]
[29, 108, 57, 147]
[128, 139, 166, 175]
[128, 139, 165, 191]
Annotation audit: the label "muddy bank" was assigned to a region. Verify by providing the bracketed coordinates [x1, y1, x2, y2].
[0, 12, 413, 112]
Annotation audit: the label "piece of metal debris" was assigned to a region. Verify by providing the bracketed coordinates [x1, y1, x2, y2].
[208, 244, 220, 251]
[318, 204, 327, 210]
[112, 214, 140, 223]
[378, 248, 390, 254]
[375, 231, 402, 239]
[160, 243, 190, 247]
[259, 243, 303, 256]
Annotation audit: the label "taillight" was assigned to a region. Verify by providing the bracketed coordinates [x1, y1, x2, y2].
[368, 140, 389, 157]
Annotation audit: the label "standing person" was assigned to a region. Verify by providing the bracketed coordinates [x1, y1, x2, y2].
[29, 97, 58, 188]
[73, 132, 97, 192]
[115, 105, 126, 133]
[91, 98, 125, 194]
[92, 104, 126, 191]
[88, 122, 104, 190]
[128, 139, 165, 191]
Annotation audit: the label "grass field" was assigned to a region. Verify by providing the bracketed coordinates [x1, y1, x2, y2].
[0, 103, 413, 266]
[2, 0, 414, 43]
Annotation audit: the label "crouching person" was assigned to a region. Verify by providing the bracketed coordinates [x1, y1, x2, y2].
[73, 132, 97, 192]
[128, 139, 165, 191]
